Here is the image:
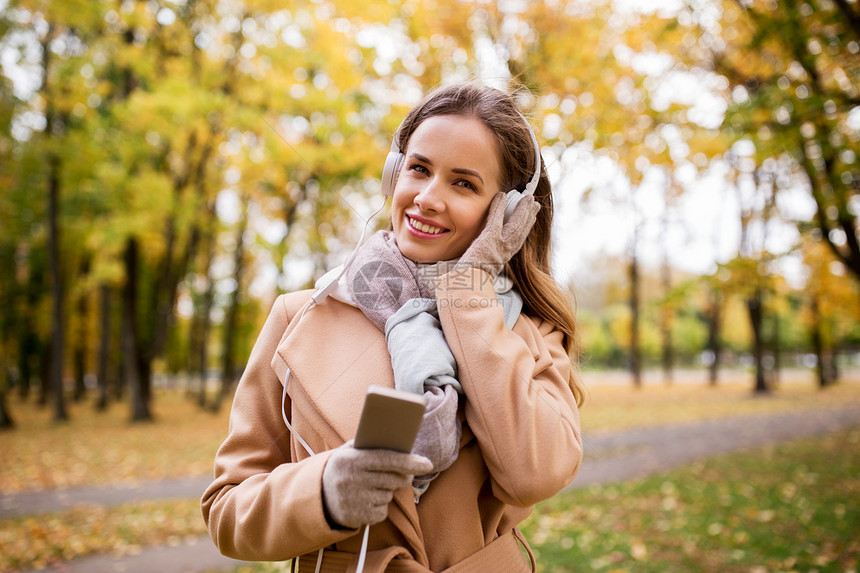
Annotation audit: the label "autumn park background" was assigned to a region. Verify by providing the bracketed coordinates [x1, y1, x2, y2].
[1, 0, 859, 572]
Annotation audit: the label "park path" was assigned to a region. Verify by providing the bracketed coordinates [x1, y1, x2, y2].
[9, 403, 860, 573]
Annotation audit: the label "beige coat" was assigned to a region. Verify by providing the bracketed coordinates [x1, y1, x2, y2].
[201, 268, 582, 572]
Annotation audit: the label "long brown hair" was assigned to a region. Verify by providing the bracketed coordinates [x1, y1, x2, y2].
[394, 82, 584, 406]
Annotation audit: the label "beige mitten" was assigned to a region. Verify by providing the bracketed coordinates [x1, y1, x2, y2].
[321, 442, 432, 529]
[412, 385, 461, 480]
[456, 190, 540, 277]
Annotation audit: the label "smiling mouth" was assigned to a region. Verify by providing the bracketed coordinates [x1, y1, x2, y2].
[406, 214, 448, 235]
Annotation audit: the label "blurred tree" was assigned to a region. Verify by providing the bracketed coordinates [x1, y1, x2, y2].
[97, 0, 232, 421]
[94, 283, 114, 411]
[482, 1, 734, 385]
[10, 0, 855, 426]
[12, 0, 106, 421]
[688, 0, 860, 283]
[0, 9, 21, 423]
[43, 18, 67, 421]
[629, 222, 643, 386]
[701, 273, 725, 385]
[659, 190, 675, 384]
[187, 209, 216, 408]
[70, 257, 91, 402]
[723, 147, 784, 393]
[212, 193, 247, 413]
[801, 234, 860, 386]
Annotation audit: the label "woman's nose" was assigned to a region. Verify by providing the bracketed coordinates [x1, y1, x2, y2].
[413, 178, 445, 212]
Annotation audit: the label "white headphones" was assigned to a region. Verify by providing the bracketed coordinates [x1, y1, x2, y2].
[381, 112, 542, 221]
[311, 111, 542, 305]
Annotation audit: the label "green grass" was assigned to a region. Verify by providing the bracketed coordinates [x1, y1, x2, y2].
[521, 427, 860, 572]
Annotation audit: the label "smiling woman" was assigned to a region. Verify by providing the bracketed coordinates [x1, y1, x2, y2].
[202, 82, 585, 573]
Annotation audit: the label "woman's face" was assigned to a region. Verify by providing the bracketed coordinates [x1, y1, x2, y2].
[391, 114, 501, 263]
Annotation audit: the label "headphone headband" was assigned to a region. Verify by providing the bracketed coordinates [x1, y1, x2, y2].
[518, 111, 541, 197]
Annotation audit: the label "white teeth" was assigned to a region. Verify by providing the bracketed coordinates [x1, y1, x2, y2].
[409, 216, 444, 234]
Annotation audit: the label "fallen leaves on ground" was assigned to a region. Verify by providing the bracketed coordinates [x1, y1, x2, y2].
[580, 372, 860, 433]
[1, 391, 230, 493]
[3, 375, 860, 573]
[0, 499, 204, 573]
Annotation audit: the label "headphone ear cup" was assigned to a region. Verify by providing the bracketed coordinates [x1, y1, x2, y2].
[381, 150, 405, 197]
[504, 189, 523, 221]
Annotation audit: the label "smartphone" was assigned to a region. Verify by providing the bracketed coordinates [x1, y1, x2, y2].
[353, 385, 426, 453]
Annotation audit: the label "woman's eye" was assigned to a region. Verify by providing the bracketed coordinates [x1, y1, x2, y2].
[455, 179, 478, 192]
[409, 164, 429, 175]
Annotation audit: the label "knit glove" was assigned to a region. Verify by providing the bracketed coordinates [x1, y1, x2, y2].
[321, 442, 432, 529]
[347, 231, 425, 330]
[412, 384, 461, 479]
[456, 190, 540, 278]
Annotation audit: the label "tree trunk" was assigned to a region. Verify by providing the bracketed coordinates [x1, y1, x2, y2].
[124, 239, 152, 422]
[660, 260, 673, 385]
[17, 334, 33, 400]
[72, 287, 87, 402]
[115, 301, 126, 401]
[18, 263, 47, 400]
[95, 283, 111, 411]
[136, 358, 153, 419]
[212, 218, 247, 412]
[72, 257, 90, 402]
[829, 347, 839, 384]
[705, 286, 722, 386]
[811, 315, 829, 388]
[48, 154, 68, 422]
[72, 346, 86, 401]
[38, 342, 50, 406]
[0, 384, 13, 429]
[747, 290, 769, 394]
[191, 226, 216, 409]
[128, 137, 213, 416]
[629, 252, 642, 387]
[0, 349, 14, 428]
[188, 303, 208, 407]
[769, 314, 782, 389]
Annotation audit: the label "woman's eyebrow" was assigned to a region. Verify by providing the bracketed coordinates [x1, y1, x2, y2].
[409, 152, 432, 165]
[452, 168, 484, 184]
[409, 153, 485, 184]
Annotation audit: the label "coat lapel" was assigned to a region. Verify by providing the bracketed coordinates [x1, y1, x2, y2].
[276, 298, 391, 444]
[274, 297, 429, 565]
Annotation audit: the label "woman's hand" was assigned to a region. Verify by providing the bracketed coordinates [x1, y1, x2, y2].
[456, 190, 540, 277]
[321, 442, 432, 529]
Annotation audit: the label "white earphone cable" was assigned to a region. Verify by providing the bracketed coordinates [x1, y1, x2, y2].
[310, 195, 388, 305]
[356, 524, 370, 572]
